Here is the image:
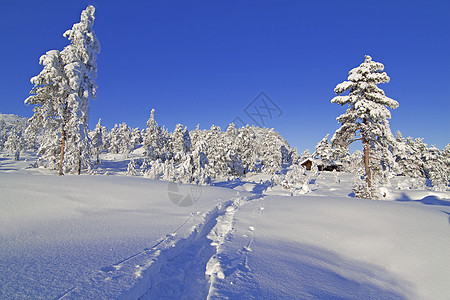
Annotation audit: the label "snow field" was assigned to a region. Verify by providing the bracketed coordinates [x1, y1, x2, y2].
[1, 157, 449, 299]
[0, 172, 238, 299]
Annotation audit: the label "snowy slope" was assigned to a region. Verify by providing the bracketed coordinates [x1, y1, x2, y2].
[1, 154, 449, 299]
[0, 113, 28, 126]
[0, 172, 239, 299]
[208, 191, 450, 299]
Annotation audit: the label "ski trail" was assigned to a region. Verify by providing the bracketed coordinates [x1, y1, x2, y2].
[206, 195, 270, 299]
[56, 213, 196, 300]
[139, 193, 263, 299]
[56, 192, 265, 299]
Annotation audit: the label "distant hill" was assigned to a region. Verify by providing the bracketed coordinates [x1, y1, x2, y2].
[0, 113, 28, 127]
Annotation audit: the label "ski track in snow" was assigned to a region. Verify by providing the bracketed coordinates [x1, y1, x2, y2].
[56, 193, 264, 299]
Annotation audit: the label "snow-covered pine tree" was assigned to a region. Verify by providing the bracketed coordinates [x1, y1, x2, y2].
[260, 129, 283, 174]
[118, 123, 132, 154]
[283, 163, 307, 189]
[146, 159, 164, 180]
[331, 55, 399, 199]
[143, 108, 162, 159]
[300, 149, 312, 163]
[208, 125, 231, 177]
[159, 126, 172, 160]
[393, 131, 407, 175]
[291, 147, 300, 165]
[100, 124, 110, 151]
[442, 144, 450, 187]
[313, 134, 332, 165]
[162, 159, 176, 182]
[226, 149, 244, 177]
[25, 50, 65, 168]
[140, 158, 149, 176]
[25, 6, 100, 175]
[108, 124, 120, 154]
[126, 158, 137, 176]
[171, 124, 191, 161]
[0, 120, 7, 150]
[4, 129, 23, 160]
[348, 150, 363, 174]
[414, 138, 429, 176]
[395, 135, 424, 178]
[189, 124, 203, 150]
[224, 123, 244, 176]
[332, 146, 351, 172]
[424, 146, 447, 191]
[131, 127, 142, 150]
[23, 121, 40, 151]
[177, 154, 195, 184]
[235, 125, 257, 173]
[192, 140, 211, 185]
[90, 118, 103, 164]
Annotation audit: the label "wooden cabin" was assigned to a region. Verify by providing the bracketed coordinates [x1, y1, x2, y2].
[300, 159, 313, 171]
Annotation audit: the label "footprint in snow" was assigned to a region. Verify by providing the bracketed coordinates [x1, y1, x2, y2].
[100, 265, 116, 273]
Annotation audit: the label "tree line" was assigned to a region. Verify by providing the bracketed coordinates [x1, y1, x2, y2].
[1, 6, 448, 199]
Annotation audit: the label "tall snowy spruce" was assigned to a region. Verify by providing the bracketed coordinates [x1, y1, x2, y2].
[331, 55, 399, 199]
[25, 6, 100, 175]
[90, 118, 104, 164]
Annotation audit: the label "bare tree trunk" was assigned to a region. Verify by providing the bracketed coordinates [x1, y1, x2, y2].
[59, 127, 66, 176]
[362, 118, 371, 187]
[77, 147, 82, 175]
[363, 138, 371, 187]
[59, 101, 68, 176]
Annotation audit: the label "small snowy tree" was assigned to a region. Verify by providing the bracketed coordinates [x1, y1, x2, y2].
[4, 130, 23, 160]
[348, 150, 363, 174]
[260, 129, 284, 175]
[140, 158, 149, 176]
[23, 122, 40, 151]
[192, 141, 211, 185]
[331, 55, 399, 199]
[283, 164, 307, 189]
[162, 159, 176, 182]
[126, 158, 137, 176]
[108, 125, 120, 154]
[143, 108, 163, 159]
[313, 134, 332, 165]
[145, 159, 164, 180]
[90, 118, 103, 164]
[300, 149, 312, 162]
[100, 124, 110, 151]
[131, 127, 142, 150]
[118, 123, 132, 154]
[424, 146, 447, 191]
[395, 135, 424, 178]
[442, 144, 450, 187]
[171, 124, 191, 161]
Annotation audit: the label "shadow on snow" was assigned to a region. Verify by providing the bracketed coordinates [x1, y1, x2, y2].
[213, 240, 412, 299]
[396, 194, 450, 207]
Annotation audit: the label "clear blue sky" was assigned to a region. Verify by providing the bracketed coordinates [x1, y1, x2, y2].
[1, 0, 449, 152]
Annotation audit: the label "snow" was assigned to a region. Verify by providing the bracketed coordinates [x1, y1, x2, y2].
[1, 153, 449, 299]
[0, 113, 28, 125]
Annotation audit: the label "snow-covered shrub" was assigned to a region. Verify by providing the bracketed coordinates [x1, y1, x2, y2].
[126, 159, 136, 176]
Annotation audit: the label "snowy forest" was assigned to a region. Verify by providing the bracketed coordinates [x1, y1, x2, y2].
[0, 6, 448, 199]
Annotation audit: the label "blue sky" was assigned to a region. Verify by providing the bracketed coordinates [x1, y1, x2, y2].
[1, 0, 449, 152]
